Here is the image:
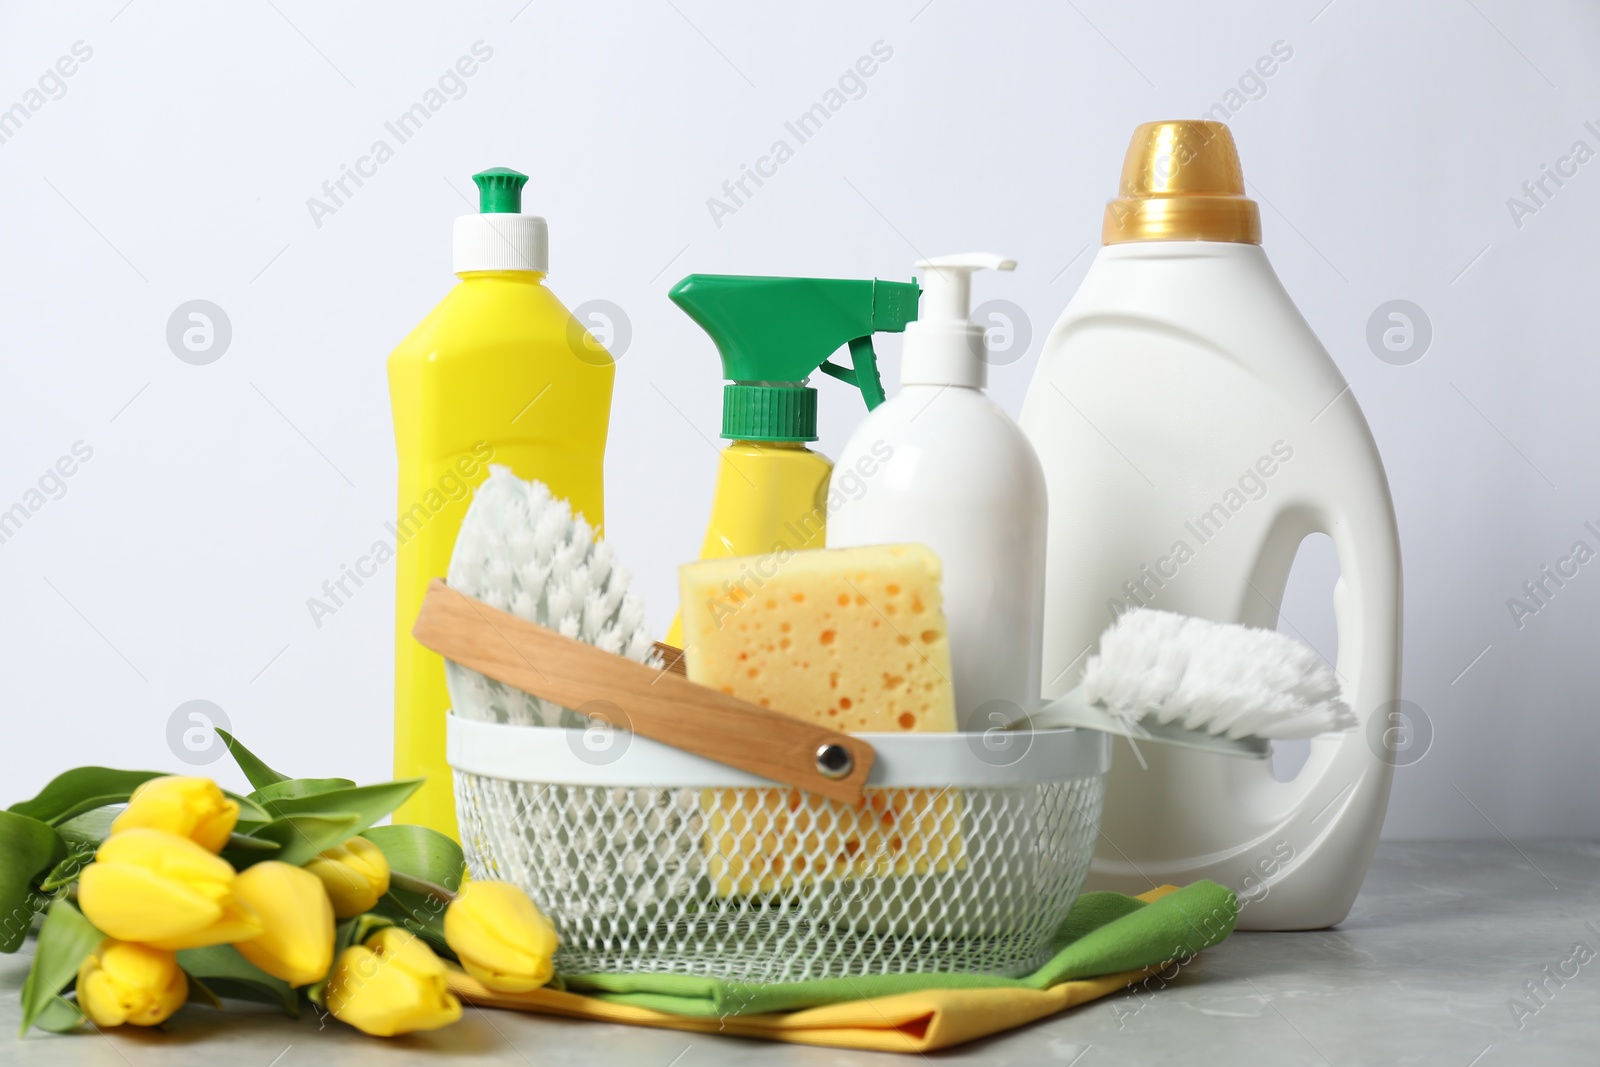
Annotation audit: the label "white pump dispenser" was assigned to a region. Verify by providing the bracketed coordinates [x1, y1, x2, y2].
[900, 253, 1015, 387]
[827, 253, 1047, 733]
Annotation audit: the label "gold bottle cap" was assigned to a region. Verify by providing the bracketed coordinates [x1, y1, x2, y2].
[1102, 120, 1261, 245]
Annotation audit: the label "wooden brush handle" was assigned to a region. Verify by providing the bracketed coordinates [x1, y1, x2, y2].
[652, 642, 688, 676]
[413, 580, 874, 804]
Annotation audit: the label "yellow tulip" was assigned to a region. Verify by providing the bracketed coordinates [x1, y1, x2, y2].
[325, 927, 461, 1037]
[305, 838, 390, 918]
[111, 776, 239, 853]
[231, 861, 335, 986]
[76, 939, 188, 1028]
[77, 829, 261, 951]
[443, 880, 557, 992]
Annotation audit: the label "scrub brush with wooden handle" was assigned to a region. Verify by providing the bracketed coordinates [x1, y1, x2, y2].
[445, 466, 657, 726]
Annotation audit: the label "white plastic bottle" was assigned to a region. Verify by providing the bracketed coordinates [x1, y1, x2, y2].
[828, 253, 1047, 733]
[1019, 121, 1401, 930]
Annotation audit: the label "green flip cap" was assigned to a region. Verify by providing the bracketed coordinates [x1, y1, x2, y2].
[669, 275, 921, 442]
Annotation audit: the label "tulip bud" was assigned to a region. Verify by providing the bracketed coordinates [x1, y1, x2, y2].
[231, 861, 336, 986]
[325, 927, 462, 1037]
[111, 776, 239, 853]
[76, 939, 188, 1028]
[78, 829, 261, 951]
[443, 880, 557, 993]
[305, 838, 391, 919]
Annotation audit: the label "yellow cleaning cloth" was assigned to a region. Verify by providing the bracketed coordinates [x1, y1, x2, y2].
[447, 886, 1215, 1054]
[450, 966, 1154, 1053]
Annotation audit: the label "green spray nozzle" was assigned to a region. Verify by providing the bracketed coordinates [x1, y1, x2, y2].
[668, 274, 921, 442]
[472, 167, 528, 213]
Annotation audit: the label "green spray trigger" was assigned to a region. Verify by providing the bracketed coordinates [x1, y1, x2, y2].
[669, 275, 920, 442]
[820, 338, 891, 410]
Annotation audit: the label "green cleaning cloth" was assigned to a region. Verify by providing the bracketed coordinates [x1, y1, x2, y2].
[561, 880, 1240, 1018]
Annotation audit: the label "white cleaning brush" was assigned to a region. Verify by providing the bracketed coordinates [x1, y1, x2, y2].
[1023, 608, 1356, 758]
[445, 466, 656, 727]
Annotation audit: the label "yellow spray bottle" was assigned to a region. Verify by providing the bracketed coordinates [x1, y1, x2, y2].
[389, 168, 614, 837]
[664, 275, 920, 645]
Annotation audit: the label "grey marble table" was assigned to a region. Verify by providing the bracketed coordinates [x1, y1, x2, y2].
[5, 841, 1598, 1065]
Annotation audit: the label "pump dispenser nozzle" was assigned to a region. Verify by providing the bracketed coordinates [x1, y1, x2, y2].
[901, 253, 1016, 389]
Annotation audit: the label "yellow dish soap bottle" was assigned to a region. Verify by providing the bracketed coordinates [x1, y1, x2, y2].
[389, 168, 614, 838]
[663, 274, 919, 645]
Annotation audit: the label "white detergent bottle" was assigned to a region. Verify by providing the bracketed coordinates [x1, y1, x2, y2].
[828, 253, 1048, 733]
[1019, 121, 1401, 930]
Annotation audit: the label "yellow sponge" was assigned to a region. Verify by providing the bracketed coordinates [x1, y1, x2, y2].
[678, 544, 963, 895]
[678, 543, 959, 732]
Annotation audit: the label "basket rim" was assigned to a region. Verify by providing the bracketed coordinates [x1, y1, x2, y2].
[447, 712, 1110, 788]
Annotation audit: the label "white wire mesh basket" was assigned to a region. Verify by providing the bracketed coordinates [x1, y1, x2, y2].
[449, 715, 1110, 983]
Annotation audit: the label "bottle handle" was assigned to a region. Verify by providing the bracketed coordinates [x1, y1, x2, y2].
[1233, 488, 1400, 929]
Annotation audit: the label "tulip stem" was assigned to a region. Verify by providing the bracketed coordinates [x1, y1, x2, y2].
[388, 871, 457, 904]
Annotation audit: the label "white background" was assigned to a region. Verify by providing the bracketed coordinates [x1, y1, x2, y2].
[2, 0, 1596, 840]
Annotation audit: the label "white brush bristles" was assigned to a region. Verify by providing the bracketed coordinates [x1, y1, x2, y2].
[1081, 609, 1355, 740]
[446, 466, 657, 726]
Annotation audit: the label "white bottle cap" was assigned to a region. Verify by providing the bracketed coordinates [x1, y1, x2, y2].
[901, 253, 1016, 388]
[451, 168, 548, 273]
[453, 213, 548, 273]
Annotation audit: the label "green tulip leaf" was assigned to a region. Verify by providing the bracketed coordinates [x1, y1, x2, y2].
[54, 807, 117, 854]
[0, 812, 68, 954]
[184, 975, 225, 1011]
[233, 812, 361, 868]
[7, 767, 165, 827]
[372, 885, 450, 950]
[349, 912, 396, 944]
[249, 778, 358, 805]
[217, 729, 290, 791]
[362, 825, 466, 892]
[176, 945, 298, 1018]
[31, 995, 86, 1034]
[222, 833, 281, 853]
[228, 791, 273, 829]
[259, 780, 424, 838]
[18, 901, 102, 1035]
[361, 825, 464, 950]
[35, 848, 95, 893]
